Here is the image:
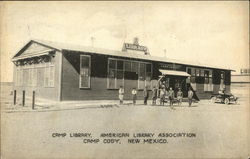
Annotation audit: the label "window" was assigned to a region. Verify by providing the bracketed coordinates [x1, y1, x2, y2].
[23, 69, 29, 87]
[80, 55, 91, 88]
[204, 70, 213, 91]
[124, 61, 131, 72]
[117, 60, 124, 88]
[204, 70, 209, 84]
[108, 59, 116, 89]
[37, 67, 44, 87]
[117, 60, 124, 70]
[28, 68, 32, 86]
[108, 60, 124, 89]
[200, 70, 204, 77]
[195, 69, 200, 76]
[190, 68, 196, 83]
[191, 68, 195, 76]
[138, 63, 146, 89]
[14, 56, 55, 88]
[16, 66, 23, 86]
[186, 68, 191, 84]
[16, 67, 19, 86]
[131, 62, 139, 73]
[49, 66, 54, 87]
[19, 67, 23, 86]
[107, 58, 152, 90]
[109, 59, 116, 69]
[187, 67, 213, 91]
[138, 63, 152, 89]
[44, 64, 50, 87]
[31, 68, 37, 87]
[145, 64, 152, 88]
[44, 60, 55, 88]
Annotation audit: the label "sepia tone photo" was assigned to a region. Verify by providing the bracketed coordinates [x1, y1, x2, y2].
[0, 1, 249, 159]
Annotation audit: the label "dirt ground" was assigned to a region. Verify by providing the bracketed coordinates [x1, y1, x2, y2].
[1, 83, 249, 159]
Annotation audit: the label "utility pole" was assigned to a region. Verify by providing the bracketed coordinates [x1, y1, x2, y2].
[164, 49, 166, 58]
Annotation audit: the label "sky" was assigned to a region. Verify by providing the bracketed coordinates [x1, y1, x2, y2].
[0, 1, 249, 82]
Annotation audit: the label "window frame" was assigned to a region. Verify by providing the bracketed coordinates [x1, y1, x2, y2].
[107, 58, 124, 89]
[204, 69, 213, 92]
[107, 58, 152, 90]
[186, 67, 213, 91]
[139, 62, 152, 90]
[44, 60, 55, 88]
[79, 55, 91, 89]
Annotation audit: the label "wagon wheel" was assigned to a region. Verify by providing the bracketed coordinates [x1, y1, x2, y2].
[210, 97, 216, 103]
[224, 98, 230, 105]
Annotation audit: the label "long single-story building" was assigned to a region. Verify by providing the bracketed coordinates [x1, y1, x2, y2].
[12, 39, 232, 101]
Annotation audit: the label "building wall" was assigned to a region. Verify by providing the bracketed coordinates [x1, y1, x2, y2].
[192, 84, 231, 99]
[60, 51, 152, 100]
[60, 50, 232, 101]
[13, 51, 62, 102]
[231, 75, 250, 83]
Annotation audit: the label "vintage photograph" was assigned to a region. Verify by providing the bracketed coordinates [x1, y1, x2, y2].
[1, 1, 249, 159]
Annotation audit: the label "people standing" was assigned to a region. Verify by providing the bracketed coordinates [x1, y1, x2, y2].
[169, 87, 174, 107]
[143, 86, 149, 105]
[132, 88, 137, 105]
[177, 88, 183, 105]
[152, 86, 157, 105]
[188, 88, 194, 106]
[159, 86, 166, 106]
[118, 86, 124, 105]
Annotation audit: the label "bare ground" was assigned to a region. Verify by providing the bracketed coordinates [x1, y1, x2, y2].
[1, 83, 249, 159]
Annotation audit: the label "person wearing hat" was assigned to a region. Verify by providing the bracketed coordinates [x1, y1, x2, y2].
[177, 88, 183, 105]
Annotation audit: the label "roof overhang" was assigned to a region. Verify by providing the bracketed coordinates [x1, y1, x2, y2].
[12, 49, 55, 61]
[159, 69, 191, 77]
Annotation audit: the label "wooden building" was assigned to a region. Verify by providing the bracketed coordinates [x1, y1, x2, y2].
[12, 39, 232, 101]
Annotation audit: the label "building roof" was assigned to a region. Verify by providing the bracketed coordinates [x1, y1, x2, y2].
[13, 39, 233, 71]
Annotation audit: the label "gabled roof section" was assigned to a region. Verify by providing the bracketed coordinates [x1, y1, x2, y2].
[12, 39, 233, 71]
[12, 40, 60, 60]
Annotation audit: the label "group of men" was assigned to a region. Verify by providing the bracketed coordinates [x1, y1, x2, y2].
[118, 85, 194, 107]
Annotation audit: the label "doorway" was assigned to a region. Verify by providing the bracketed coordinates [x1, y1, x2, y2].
[159, 75, 188, 97]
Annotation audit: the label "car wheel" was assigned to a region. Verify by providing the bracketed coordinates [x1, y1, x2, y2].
[210, 97, 216, 103]
[224, 98, 230, 105]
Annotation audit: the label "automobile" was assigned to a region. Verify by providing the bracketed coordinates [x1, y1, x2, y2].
[210, 92, 238, 105]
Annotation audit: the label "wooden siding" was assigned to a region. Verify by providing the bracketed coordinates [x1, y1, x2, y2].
[19, 42, 52, 57]
[61, 51, 153, 100]
[12, 51, 62, 101]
